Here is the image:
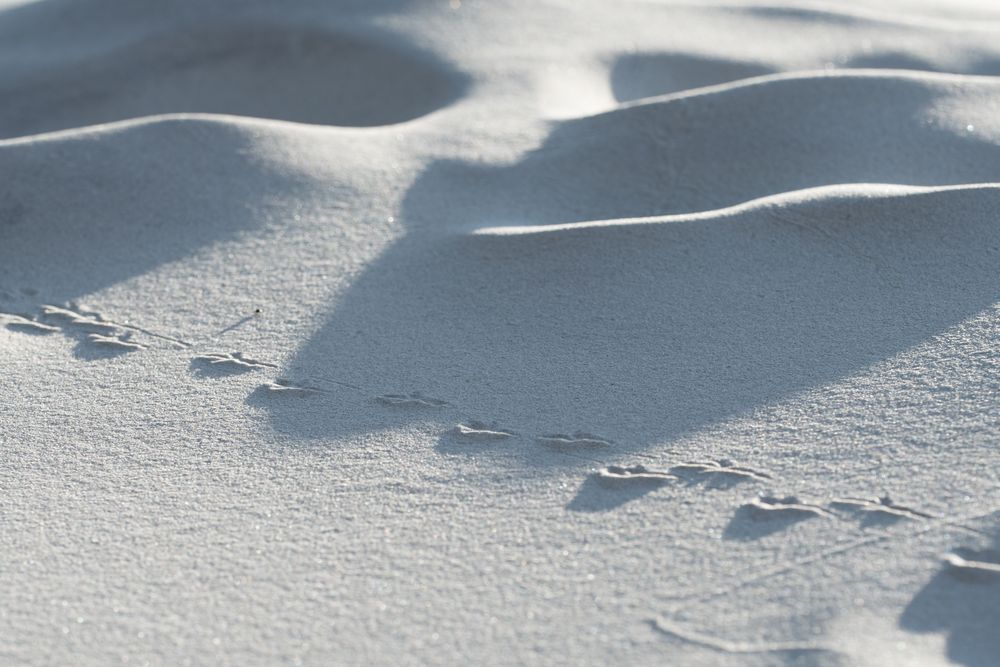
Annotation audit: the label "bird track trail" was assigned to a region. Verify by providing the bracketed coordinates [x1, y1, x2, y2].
[6, 285, 996, 652]
[0, 290, 632, 467]
[661, 501, 1000, 612]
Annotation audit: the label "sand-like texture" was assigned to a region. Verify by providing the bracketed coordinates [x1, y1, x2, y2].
[2, 1, 999, 665]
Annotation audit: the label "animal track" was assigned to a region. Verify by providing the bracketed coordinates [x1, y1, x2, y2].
[829, 495, 933, 526]
[376, 392, 448, 407]
[740, 495, 832, 521]
[943, 549, 1000, 582]
[567, 465, 674, 511]
[594, 465, 677, 488]
[86, 333, 146, 351]
[191, 351, 276, 376]
[0, 313, 58, 335]
[3, 299, 189, 359]
[669, 459, 771, 487]
[578, 458, 769, 508]
[4, 303, 149, 356]
[725, 491, 934, 540]
[449, 421, 516, 442]
[259, 379, 323, 397]
[572, 456, 764, 512]
[722, 494, 831, 540]
[38, 304, 150, 356]
[536, 432, 612, 452]
[40, 304, 123, 335]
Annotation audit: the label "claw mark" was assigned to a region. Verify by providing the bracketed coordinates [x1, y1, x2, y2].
[376, 392, 448, 407]
[450, 422, 515, 441]
[537, 432, 612, 451]
[595, 465, 677, 487]
[648, 617, 836, 656]
[87, 333, 146, 351]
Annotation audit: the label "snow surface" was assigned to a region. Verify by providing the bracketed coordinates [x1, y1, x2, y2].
[1, 1, 999, 665]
